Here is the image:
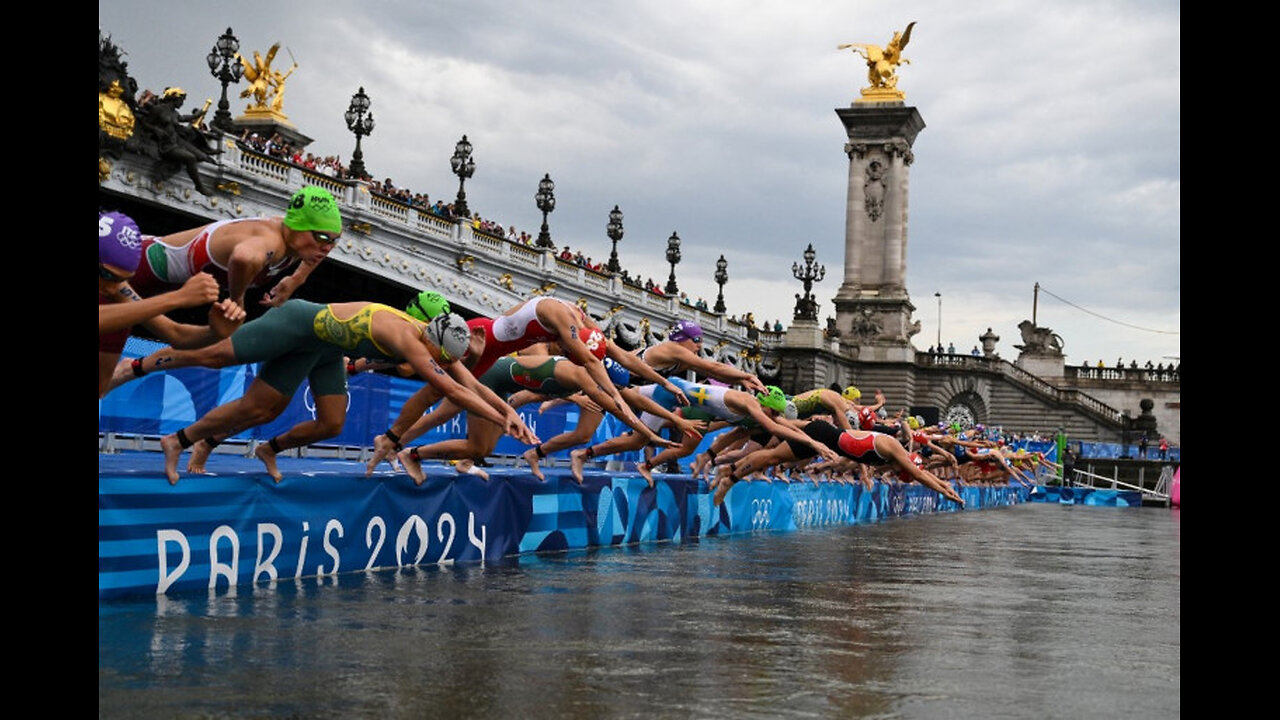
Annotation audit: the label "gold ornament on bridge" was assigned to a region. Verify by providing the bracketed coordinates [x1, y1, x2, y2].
[837, 21, 915, 102]
[236, 42, 297, 120]
[99, 79, 135, 141]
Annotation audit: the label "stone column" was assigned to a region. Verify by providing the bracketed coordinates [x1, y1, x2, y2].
[831, 103, 925, 363]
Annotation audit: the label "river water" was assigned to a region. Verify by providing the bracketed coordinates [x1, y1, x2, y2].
[99, 503, 1180, 719]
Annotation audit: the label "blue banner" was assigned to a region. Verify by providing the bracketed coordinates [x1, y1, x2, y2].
[99, 454, 1023, 601]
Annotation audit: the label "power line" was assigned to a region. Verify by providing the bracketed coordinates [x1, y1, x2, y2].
[1038, 285, 1179, 335]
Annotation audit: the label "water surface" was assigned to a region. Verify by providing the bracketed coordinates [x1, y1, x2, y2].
[99, 503, 1180, 719]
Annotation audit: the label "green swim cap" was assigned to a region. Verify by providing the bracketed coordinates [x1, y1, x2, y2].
[283, 186, 343, 234]
[756, 385, 788, 414]
[405, 291, 451, 322]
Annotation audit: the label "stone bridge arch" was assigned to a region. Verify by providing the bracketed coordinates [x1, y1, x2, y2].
[923, 376, 993, 427]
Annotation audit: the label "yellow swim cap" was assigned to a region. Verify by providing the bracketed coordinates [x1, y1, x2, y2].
[842, 386, 862, 401]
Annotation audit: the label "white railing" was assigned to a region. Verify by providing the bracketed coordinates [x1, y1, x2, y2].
[1070, 467, 1170, 504]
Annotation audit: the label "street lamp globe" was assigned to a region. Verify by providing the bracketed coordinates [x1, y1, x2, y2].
[344, 87, 374, 179]
[714, 254, 729, 314]
[535, 173, 556, 248]
[450, 135, 476, 218]
[206, 27, 243, 133]
[606, 205, 624, 274]
[664, 232, 682, 295]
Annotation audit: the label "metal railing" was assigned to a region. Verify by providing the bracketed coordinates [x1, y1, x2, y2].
[1068, 466, 1170, 505]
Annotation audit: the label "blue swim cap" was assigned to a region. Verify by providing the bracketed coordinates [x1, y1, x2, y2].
[603, 356, 631, 387]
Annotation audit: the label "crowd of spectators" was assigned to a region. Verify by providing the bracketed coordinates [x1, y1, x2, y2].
[226, 125, 796, 331]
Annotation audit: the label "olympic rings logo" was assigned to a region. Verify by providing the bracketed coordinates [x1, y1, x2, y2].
[751, 499, 773, 530]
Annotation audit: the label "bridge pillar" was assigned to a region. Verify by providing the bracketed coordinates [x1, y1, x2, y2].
[831, 103, 925, 363]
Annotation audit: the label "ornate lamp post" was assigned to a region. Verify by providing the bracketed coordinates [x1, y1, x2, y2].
[450, 135, 475, 219]
[535, 174, 556, 248]
[935, 292, 943, 350]
[713, 255, 728, 314]
[664, 232, 682, 295]
[205, 27, 243, 133]
[791, 243, 825, 320]
[606, 205, 624, 273]
[343, 87, 375, 180]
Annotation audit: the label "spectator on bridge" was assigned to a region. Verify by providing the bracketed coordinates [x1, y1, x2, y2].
[1138, 432, 1150, 459]
[1159, 436, 1169, 460]
[947, 342, 956, 354]
[971, 345, 981, 356]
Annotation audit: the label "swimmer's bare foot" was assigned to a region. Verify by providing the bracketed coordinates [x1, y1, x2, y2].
[365, 434, 399, 477]
[160, 433, 183, 485]
[455, 459, 490, 482]
[637, 461, 655, 489]
[690, 452, 709, 478]
[569, 449, 587, 485]
[398, 448, 426, 486]
[521, 447, 546, 481]
[253, 442, 284, 483]
[713, 475, 733, 506]
[187, 440, 212, 474]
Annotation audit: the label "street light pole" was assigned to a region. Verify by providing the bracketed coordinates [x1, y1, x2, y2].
[606, 205, 624, 273]
[664, 232, 682, 295]
[535, 174, 556, 248]
[450, 135, 475, 219]
[343, 87, 375, 180]
[935, 291, 942, 350]
[205, 27, 243, 133]
[714, 255, 728, 314]
[791, 243, 825, 320]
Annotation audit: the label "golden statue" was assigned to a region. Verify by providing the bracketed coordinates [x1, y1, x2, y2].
[838, 21, 915, 102]
[236, 43, 297, 118]
[98, 79, 135, 140]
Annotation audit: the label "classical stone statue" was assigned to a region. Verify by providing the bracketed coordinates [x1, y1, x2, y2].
[1015, 320, 1064, 355]
[838, 21, 916, 100]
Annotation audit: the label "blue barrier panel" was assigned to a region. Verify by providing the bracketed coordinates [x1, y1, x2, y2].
[1029, 486, 1143, 506]
[99, 452, 1026, 601]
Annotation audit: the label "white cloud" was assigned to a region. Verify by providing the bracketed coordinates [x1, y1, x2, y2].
[100, 0, 1179, 364]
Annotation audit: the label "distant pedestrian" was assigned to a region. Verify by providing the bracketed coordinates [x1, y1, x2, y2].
[1159, 436, 1169, 460]
[1061, 445, 1076, 485]
[1138, 432, 1150, 459]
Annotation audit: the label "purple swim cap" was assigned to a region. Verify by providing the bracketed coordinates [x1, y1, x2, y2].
[99, 211, 142, 271]
[669, 320, 703, 342]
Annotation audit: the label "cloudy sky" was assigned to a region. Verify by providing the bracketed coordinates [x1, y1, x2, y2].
[100, 0, 1180, 366]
